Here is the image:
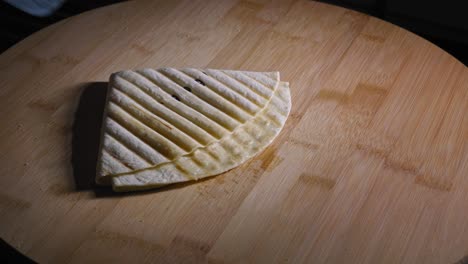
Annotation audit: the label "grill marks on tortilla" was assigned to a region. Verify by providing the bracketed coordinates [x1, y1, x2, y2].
[181, 68, 261, 115]
[108, 88, 200, 152]
[139, 69, 238, 131]
[206, 70, 268, 106]
[98, 68, 279, 179]
[102, 134, 151, 170]
[105, 118, 166, 164]
[157, 68, 250, 125]
[111, 75, 218, 144]
[107, 102, 186, 159]
[111, 82, 291, 189]
[224, 71, 274, 99]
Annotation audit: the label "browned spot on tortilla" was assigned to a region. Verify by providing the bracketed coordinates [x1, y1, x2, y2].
[159, 120, 173, 130]
[415, 175, 452, 192]
[27, 99, 59, 112]
[299, 173, 336, 190]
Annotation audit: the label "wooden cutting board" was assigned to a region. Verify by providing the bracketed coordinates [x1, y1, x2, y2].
[1, 0, 467, 263]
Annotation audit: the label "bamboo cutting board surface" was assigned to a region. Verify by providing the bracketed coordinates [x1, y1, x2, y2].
[1, 0, 467, 263]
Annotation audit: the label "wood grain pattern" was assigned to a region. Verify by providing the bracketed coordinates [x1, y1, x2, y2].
[0, 0, 467, 263]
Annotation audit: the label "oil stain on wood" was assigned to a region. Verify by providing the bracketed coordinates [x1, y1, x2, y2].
[93, 229, 163, 252]
[383, 157, 420, 175]
[131, 43, 154, 56]
[27, 99, 59, 113]
[260, 145, 284, 172]
[0, 193, 31, 210]
[316, 82, 388, 109]
[287, 138, 319, 150]
[195, 145, 283, 198]
[164, 236, 212, 263]
[355, 143, 420, 175]
[49, 54, 80, 66]
[316, 89, 349, 104]
[283, 113, 304, 133]
[359, 33, 386, 43]
[414, 175, 453, 192]
[299, 173, 336, 190]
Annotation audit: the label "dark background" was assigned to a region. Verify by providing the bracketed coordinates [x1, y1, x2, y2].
[0, 0, 126, 53]
[0, 0, 467, 65]
[319, 0, 468, 65]
[0, 0, 467, 262]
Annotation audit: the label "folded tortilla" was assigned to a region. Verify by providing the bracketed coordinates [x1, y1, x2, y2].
[95, 68, 291, 191]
